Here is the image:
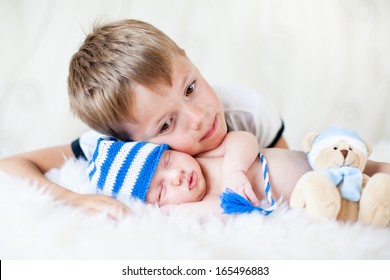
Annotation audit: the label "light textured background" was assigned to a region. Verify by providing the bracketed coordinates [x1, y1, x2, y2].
[1, 0, 390, 157]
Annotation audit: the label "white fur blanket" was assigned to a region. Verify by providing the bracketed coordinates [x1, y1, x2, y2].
[1, 143, 390, 259]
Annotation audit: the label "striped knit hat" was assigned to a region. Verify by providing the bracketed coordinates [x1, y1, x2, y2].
[87, 137, 169, 203]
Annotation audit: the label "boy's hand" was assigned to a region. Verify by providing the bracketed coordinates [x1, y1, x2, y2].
[221, 170, 259, 205]
[63, 192, 132, 220]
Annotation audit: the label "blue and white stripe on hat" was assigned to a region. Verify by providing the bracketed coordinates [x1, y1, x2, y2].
[307, 127, 367, 168]
[87, 137, 169, 202]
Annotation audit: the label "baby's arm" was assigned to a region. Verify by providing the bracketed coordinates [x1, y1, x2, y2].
[200, 131, 260, 204]
[0, 145, 131, 219]
[222, 131, 260, 201]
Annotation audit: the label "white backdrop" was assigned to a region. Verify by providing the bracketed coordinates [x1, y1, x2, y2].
[1, 0, 390, 157]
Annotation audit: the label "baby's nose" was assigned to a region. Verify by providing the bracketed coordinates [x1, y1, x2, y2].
[170, 169, 183, 186]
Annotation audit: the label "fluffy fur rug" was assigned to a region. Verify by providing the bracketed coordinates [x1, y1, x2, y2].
[1, 142, 390, 259]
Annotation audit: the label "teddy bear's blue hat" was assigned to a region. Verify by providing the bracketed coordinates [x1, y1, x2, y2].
[308, 127, 368, 169]
[313, 127, 363, 145]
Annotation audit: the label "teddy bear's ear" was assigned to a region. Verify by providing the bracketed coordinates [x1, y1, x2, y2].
[364, 139, 372, 157]
[303, 132, 318, 153]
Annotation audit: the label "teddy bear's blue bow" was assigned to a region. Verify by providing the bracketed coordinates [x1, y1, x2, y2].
[322, 166, 363, 201]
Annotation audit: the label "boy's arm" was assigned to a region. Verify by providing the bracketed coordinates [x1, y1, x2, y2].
[273, 136, 289, 149]
[0, 145, 131, 219]
[364, 160, 390, 176]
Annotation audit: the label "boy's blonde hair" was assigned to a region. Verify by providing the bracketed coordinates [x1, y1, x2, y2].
[68, 19, 185, 140]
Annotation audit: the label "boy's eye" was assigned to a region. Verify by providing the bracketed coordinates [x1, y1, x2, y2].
[185, 81, 196, 97]
[159, 119, 172, 134]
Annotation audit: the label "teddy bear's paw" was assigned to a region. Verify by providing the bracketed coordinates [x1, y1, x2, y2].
[290, 171, 341, 220]
[305, 201, 340, 221]
[359, 173, 390, 227]
[359, 206, 390, 227]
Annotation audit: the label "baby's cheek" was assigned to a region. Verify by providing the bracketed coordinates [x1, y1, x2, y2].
[144, 190, 154, 204]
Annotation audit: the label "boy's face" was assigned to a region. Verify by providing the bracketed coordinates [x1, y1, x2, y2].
[146, 150, 207, 206]
[125, 55, 227, 155]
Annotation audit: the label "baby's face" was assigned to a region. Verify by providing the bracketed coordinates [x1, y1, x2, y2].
[146, 150, 207, 206]
[124, 54, 227, 155]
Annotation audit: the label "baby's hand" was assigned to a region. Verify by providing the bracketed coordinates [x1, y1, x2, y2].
[63, 192, 132, 220]
[221, 171, 259, 205]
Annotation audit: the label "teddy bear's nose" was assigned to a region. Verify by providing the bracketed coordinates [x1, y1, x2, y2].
[340, 149, 349, 159]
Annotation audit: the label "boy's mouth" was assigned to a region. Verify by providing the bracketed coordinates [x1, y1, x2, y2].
[200, 116, 218, 141]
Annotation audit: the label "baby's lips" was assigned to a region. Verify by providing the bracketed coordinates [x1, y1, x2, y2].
[188, 171, 197, 190]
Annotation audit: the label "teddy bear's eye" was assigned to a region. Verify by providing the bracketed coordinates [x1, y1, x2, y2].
[333, 147, 338, 150]
[349, 147, 353, 151]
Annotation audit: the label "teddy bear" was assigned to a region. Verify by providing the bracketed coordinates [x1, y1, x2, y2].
[290, 127, 390, 227]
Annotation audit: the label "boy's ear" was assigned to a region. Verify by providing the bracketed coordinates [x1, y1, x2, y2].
[302, 132, 318, 153]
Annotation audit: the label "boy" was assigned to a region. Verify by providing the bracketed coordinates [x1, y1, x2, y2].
[0, 20, 388, 219]
[67, 19, 287, 157]
[87, 131, 312, 216]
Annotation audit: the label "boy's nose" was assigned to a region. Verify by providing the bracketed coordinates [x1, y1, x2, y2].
[187, 107, 204, 130]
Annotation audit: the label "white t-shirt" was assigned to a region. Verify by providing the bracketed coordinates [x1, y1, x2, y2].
[72, 84, 284, 160]
[214, 84, 283, 148]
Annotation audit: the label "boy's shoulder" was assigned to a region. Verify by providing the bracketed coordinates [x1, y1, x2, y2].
[213, 83, 272, 126]
[213, 84, 259, 110]
[213, 84, 283, 148]
[213, 83, 273, 116]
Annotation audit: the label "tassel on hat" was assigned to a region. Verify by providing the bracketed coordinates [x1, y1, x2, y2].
[220, 189, 275, 215]
[220, 153, 277, 215]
